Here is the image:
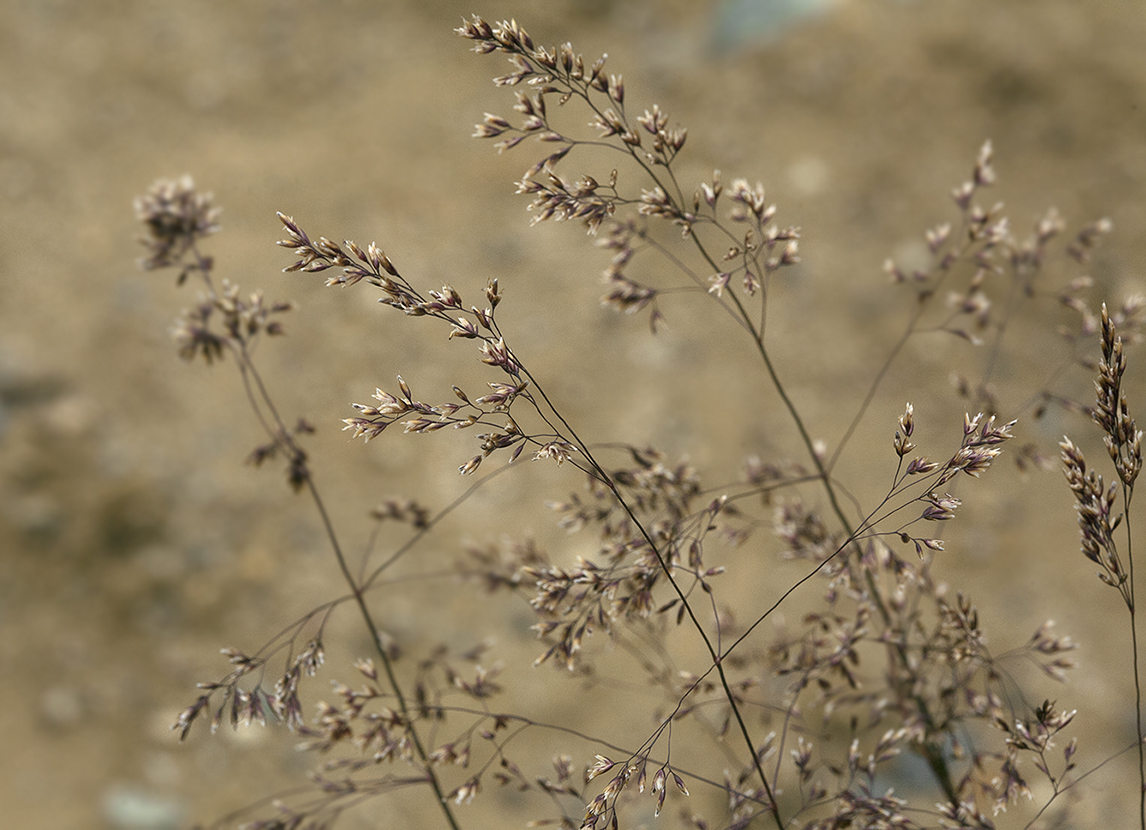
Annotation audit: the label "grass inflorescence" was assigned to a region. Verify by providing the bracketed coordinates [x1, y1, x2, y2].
[135, 15, 1145, 830]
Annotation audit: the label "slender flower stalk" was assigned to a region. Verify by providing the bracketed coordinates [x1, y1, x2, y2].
[136, 177, 462, 830]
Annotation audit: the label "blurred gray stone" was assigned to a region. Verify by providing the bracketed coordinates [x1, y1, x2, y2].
[713, 0, 837, 49]
[102, 785, 184, 830]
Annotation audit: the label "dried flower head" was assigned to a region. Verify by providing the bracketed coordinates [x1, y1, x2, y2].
[135, 175, 220, 273]
[1093, 303, 1143, 487]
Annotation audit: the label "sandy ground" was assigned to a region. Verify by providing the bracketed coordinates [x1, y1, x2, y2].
[3, 0, 1146, 827]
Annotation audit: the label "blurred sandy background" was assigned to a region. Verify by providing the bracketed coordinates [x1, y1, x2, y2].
[3, 0, 1146, 827]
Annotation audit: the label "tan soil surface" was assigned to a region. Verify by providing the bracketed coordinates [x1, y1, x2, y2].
[3, 1, 1145, 828]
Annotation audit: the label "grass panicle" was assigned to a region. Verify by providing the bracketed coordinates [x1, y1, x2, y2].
[136, 14, 1145, 830]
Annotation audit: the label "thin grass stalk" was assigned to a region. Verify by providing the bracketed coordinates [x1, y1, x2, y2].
[174, 242, 464, 830]
[1125, 482, 1144, 830]
[506, 349, 786, 827]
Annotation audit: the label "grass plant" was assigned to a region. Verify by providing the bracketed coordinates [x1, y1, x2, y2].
[134, 15, 1144, 830]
